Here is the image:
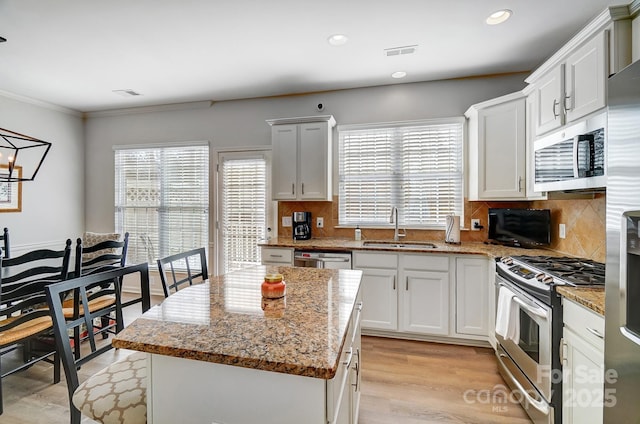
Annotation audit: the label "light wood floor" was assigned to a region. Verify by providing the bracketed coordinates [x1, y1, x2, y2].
[359, 336, 531, 424]
[1, 312, 531, 423]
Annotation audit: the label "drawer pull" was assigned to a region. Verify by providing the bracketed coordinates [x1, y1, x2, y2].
[586, 326, 604, 339]
[270, 254, 283, 258]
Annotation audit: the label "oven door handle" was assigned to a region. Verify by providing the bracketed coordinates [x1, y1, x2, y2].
[497, 353, 551, 415]
[511, 296, 548, 319]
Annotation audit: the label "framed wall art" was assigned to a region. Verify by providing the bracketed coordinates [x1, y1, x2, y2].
[0, 165, 22, 212]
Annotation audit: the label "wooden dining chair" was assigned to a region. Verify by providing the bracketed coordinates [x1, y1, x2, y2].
[0, 238, 72, 290]
[156, 247, 208, 297]
[45, 264, 150, 424]
[74, 232, 129, 277]
[0, 239, 72, 415]
[0, 227, 9, 259]
[63, 233, 129, 359]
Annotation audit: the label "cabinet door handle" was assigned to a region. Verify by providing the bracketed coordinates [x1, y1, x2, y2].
[393, 275, 396, 290]
[552, 99, 560, 118]
[586, 327, 604, 339]
[518, 176, 523, 192]
[301, 182, 305, 195]
[406, 276, 409, 291]
[351, 348, 360, 392]
[291, 183, 295, 195]
[564, 93, 572, 112]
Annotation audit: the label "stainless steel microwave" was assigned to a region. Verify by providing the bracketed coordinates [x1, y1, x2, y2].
[534, 112, 606, 192]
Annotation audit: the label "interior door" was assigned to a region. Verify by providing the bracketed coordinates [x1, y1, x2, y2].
[216, 150, 273, 275]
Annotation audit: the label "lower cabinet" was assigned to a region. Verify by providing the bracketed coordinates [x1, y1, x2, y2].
[354, 252, 398, 331]
[328, 291, 362, 424]
[260, 246, 294, 265]
[399, 255, 450, 335]
[455, 257, 489, 336]
[354, 251, 490, 342]
[561, 298, 605, 424]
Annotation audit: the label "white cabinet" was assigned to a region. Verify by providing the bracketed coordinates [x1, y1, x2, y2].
[354, 251, 451, 337]
[532, 32, 607, 137]
[564, 32, 607, 123]
[353, 252, 398, 331]
[328, 293, 362, 424]
[260, 246, 294, 265]
[526, 6, 633, 137]
[267, 115, 335, 201]
[466, 92, 537, 200]
[399, 254, 450, 336]
[561, 298, 605, 424]
[532, 65, 565, 135]
[455, 257, 489, 336]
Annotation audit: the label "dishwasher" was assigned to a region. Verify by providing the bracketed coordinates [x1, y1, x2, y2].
[293, 250, 352, 269]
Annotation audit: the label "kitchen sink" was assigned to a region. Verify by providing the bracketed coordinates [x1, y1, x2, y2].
[362, 241, 438, 249]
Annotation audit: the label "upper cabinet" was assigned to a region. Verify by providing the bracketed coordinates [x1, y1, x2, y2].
[267, 115, 336, 201]
[466, 92, 542, 200]
[526, 7, 632, 137]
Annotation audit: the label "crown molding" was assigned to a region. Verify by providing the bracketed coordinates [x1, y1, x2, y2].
[84, 100, 215, 118]
[0, 89, 82, 117]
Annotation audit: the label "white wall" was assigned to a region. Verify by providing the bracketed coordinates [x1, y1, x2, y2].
[84, 74, 527, 234]
[0, 91, 84, 253]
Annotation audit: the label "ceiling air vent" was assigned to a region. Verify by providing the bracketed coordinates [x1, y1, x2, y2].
[112, 89, 142, 97]
[384, 45, 418, 57]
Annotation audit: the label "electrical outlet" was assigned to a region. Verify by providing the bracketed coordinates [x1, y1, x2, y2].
[559, 223, 566, 239]
[282, 216, 292, 227]
[471, 219, 480, 231]
[317, 217, 324, 228]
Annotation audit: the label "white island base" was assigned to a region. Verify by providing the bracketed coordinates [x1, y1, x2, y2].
[147, 348, 357, 424]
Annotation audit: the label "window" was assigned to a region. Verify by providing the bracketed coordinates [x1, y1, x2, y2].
[338, 118, 463, 227]
[114, 143, 209, 266]
[217, 151, 270, 274]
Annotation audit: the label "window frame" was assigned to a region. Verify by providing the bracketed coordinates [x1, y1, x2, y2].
[337, 117, 465, 229]
[113, 141, 210, 267]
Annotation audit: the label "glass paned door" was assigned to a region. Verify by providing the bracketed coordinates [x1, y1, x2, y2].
[217, 150, 271, 274]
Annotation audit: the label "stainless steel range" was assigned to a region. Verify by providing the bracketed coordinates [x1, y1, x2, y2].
[494, 255, 605, 424]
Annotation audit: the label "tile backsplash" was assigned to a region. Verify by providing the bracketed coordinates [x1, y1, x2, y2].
[277, 194, 606, 262]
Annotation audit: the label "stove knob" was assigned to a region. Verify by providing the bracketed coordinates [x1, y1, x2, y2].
[542, 275, 554, 285]
[535, 273, 554, 284]
[501, 257, 513, 265]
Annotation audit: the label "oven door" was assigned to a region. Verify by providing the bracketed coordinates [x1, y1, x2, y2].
[495, 275, 553, 401]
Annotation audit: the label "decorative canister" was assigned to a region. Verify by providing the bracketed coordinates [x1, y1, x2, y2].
[261, 273, 286, 299]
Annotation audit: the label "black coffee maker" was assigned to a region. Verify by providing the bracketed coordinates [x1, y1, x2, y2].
[292, 212, 312, 240]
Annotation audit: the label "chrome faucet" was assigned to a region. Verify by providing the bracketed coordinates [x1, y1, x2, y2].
[389, 206, 405, 241]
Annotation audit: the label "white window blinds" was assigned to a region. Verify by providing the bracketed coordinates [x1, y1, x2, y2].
[114, 144, 209, 265]
[219, 153, 268, 274]
[339, 119, 464, 227]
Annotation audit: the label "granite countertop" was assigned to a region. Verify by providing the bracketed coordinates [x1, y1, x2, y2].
[259, 237, 561, 259]
[556, 286, 605, 315]
[261, 238, 607, 315]
[112, 265, 363, 379]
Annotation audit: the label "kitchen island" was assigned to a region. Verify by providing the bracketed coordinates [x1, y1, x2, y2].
[113, 265, 363, 424]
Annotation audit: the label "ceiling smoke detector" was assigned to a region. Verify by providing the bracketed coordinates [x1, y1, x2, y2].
[112, 89, 142, 97]
[384, 45, 418, 57]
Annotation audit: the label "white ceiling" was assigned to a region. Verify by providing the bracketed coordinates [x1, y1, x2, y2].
[0, 0, 628, 113]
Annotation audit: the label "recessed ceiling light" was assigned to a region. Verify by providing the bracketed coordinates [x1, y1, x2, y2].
[391, 71, 407, 79]
[328, 34, 348, 46]
[486, 9, 512, 25]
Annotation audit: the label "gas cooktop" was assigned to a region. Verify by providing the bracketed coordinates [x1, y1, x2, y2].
[504, 255, 605, 287]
